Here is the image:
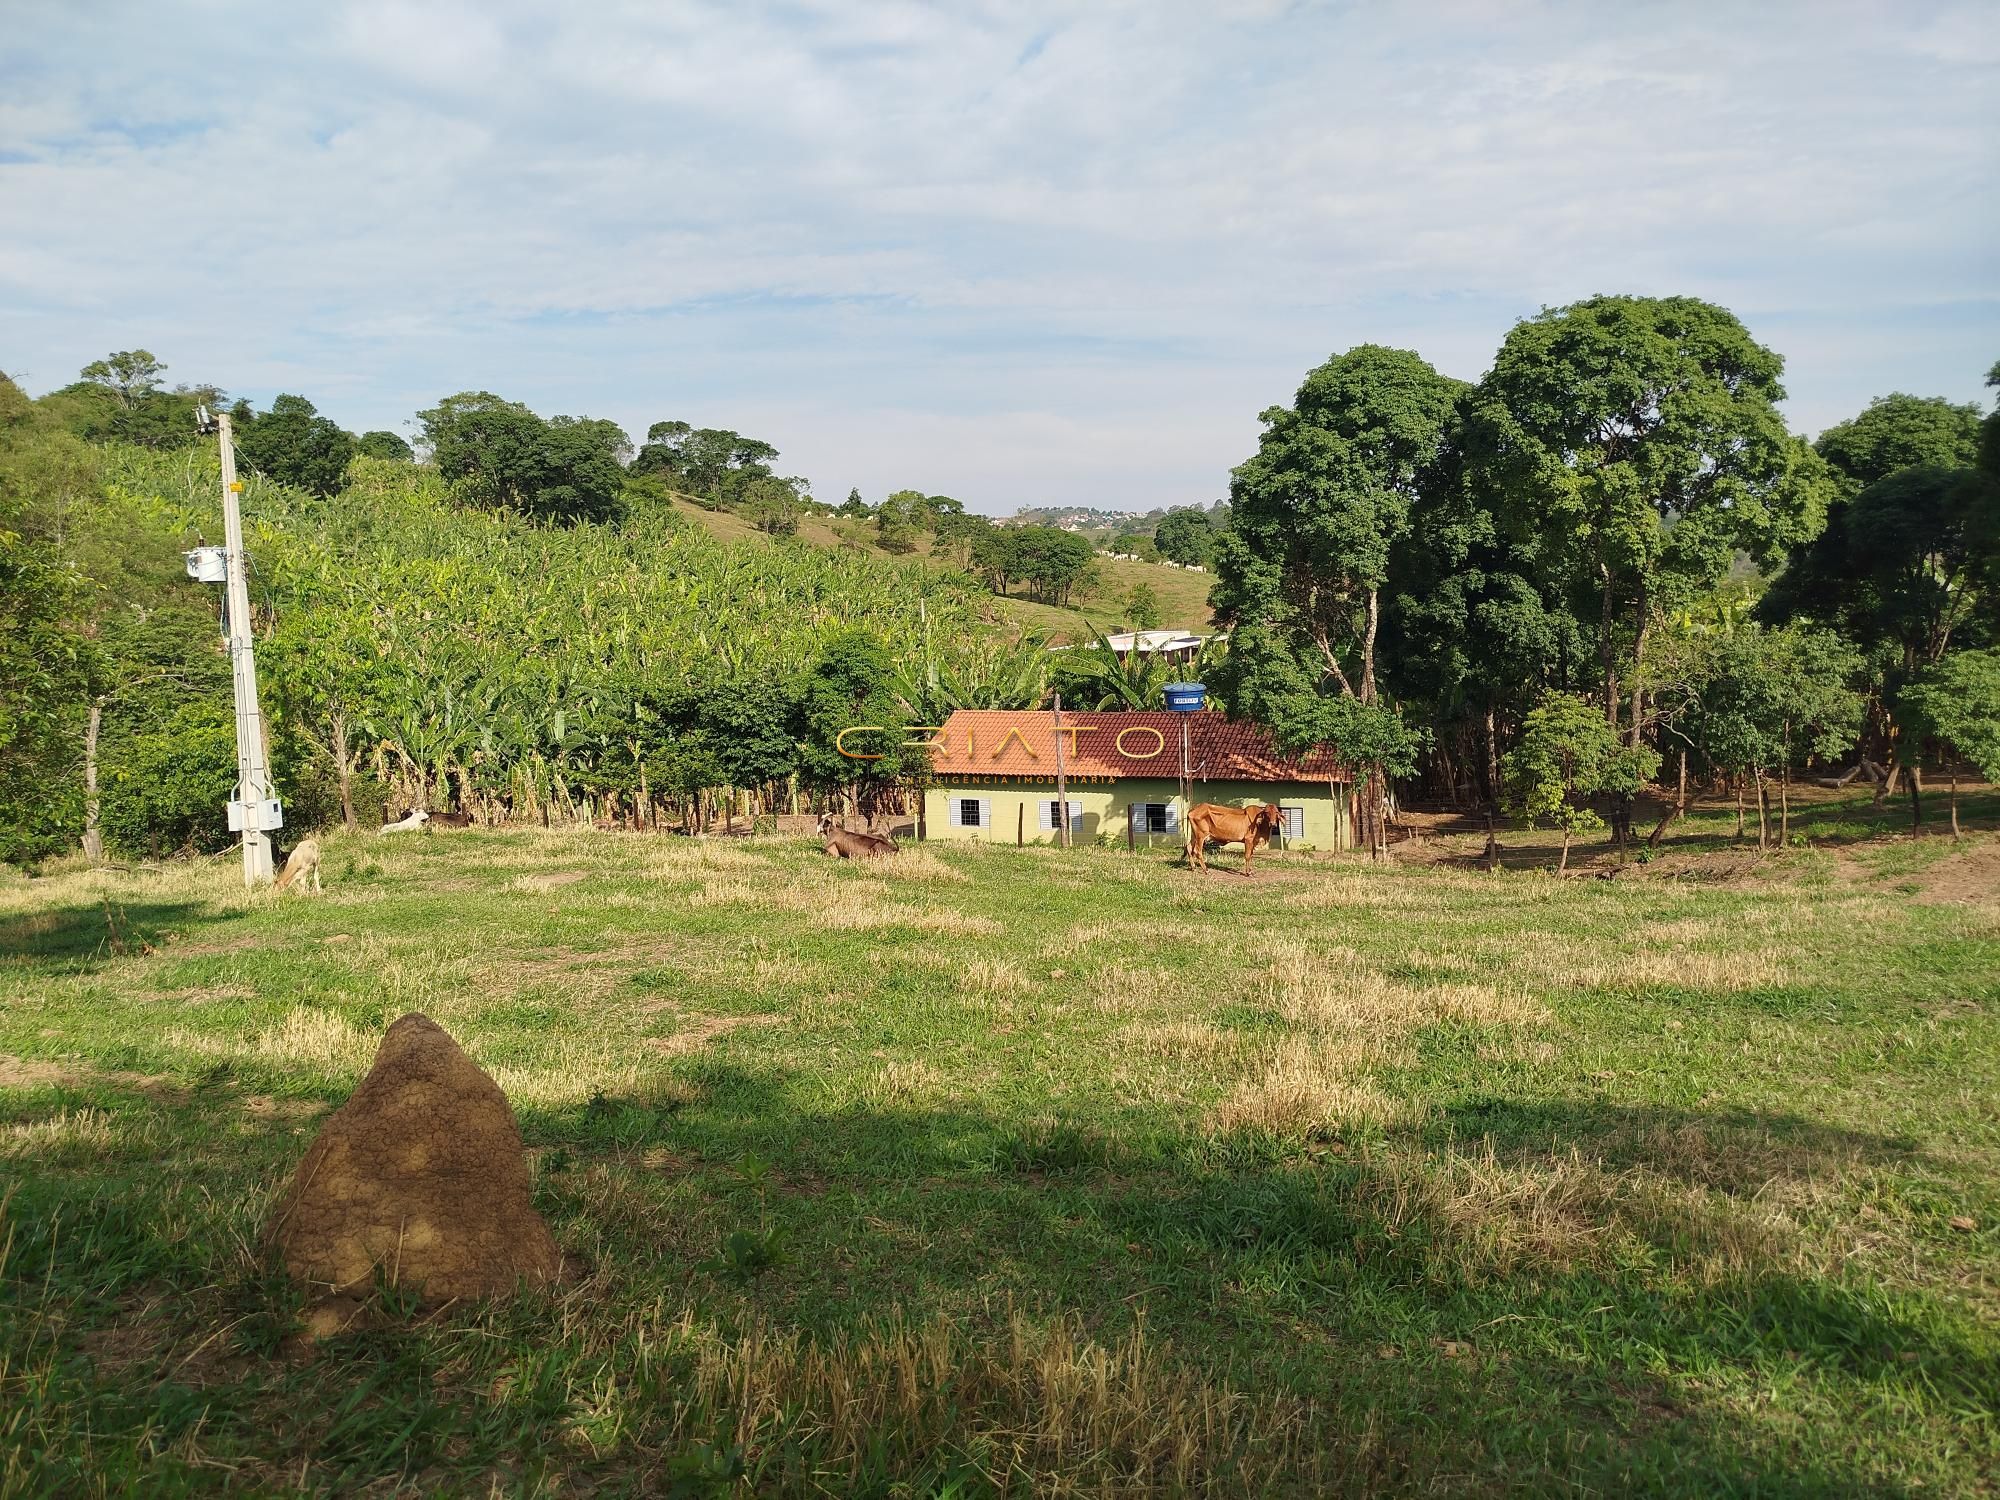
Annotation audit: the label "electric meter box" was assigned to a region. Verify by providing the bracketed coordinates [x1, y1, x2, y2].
[227, 798, 284, 832]
[184, 547, 227, 584]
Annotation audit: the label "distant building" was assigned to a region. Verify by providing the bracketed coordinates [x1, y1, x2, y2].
[920, 709, 1352, 850]
[1054, 629, 1213, 663]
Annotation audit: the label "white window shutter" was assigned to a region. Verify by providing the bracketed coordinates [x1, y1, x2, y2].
[1164, 803, 1179, 833]
[1068, 799, 1083, 829]
[979, 798, 992, 829]
[1038, 800, 1054, 831]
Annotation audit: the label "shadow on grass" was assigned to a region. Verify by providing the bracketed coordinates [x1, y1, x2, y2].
[1437, 1097, 1926, 1195]
[0, 899, 226, 974]
[4, 1062, 1988, 1496]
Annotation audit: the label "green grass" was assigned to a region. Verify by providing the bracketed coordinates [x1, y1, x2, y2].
[2, 813, 1996, 1495]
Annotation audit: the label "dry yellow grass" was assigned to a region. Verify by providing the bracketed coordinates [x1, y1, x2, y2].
[1213, 1036, 1426, 1137]
[643, 1305, 1333, 1494]
[0, 1106, 124, 1161]
[1266, 940, 1550, 1030]
[168, 1005, 378, 1076]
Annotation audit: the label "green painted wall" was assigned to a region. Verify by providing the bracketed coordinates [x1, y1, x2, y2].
[922, 777, 1350, 851]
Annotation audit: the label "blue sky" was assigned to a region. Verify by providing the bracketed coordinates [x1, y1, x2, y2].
[2, 1, 1994, 514]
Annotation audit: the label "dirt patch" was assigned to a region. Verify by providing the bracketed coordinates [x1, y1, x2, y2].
[1910, 837, 2000, 910]
[509, 871, 589, 893]
[0, 1055, 85, 1089]
[0, 1054, 174, 1095]
[644, 1013, 783, 1055]
[263, 1013, 564, 1309]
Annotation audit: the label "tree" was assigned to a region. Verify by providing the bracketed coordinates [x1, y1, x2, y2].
[1216, 344, 1463, 854]
[1153, 507, 1215, 567]
[970, 526, 1017, 593]
[741, 475, 802, 536]
[631, 421, 781, 506]
[838, 487, 870, 517]
[1899, 648, 2000, 836]
[931, 510, 991, 568]
[356, 430, 414, 462]
[235, 394, 357, 498]
[44, 351, 207, 450]
[1503, 692, 1654, 872]
[1687, 625, 1862, 846]
[418, 393, 628, 524]
[1007, 525, 1095, 605]
[79, 350, 165, 409]
[1463, 296, 1831, 766]
[1761, 381, 1999, 798]
[1124, 582, 1162, 630]
[795, 629, 924, 822]
[1816, 393, 1983, 496]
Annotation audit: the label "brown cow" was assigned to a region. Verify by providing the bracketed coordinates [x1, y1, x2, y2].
[817, 812, 899, 859]
[1185, 802, 1286, 875]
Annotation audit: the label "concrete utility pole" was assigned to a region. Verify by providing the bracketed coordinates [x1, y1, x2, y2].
[217, 413, 279, 886]
[1051, 694, 1071, 848]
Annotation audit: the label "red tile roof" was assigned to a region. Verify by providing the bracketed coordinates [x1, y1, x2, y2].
[924, 710, 1350, 784]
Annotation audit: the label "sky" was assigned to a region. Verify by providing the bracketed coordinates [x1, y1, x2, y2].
[2, 1, 1994, 515]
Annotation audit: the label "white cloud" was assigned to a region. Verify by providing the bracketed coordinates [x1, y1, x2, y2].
[0, 0, 1992, 510]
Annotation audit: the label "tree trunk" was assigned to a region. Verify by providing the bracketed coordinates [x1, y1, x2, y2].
[1598, 560, 1618, 732]
[82, 699, 104, 865]
[1648, 750, 1688, 848]
[1950, 770, 1960, 838]
[1359, 589, 1380, 705]
[1484, 702, 1500, 812]
[1629, 575, 1649, 749]
[1780, 766, 1790, 847]
[1734, 781, 1745, 842]
[1557, 826, 1571, 874]
[1908, 765, 1923, 828]
[331, 708, 356, 829]
[1754, 767, 1769, 850]
[1483, 809, 1499, 873]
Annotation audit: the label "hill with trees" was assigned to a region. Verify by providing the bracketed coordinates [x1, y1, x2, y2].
[4, 309, 1994, 867]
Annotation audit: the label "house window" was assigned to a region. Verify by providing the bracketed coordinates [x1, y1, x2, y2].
[1278, 805, 1305, 840]
[1039, 799, 1083, 832]
[1138, 802, 1176, 834]
[956, 797, 986, 828]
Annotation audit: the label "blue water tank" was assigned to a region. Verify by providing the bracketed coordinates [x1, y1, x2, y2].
[1164, 682, 1206, 712]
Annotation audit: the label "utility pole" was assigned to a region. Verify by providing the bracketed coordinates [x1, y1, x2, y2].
[215, 411, 280, 886]
[1051, 694, 1071, 848]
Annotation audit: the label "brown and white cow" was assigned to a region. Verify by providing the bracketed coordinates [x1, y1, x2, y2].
[1184, 802, 1286, 875]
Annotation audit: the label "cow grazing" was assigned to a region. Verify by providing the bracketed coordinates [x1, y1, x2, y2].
[1185, 802, 1286, 875]
[428, 811, 474, 828]
[273, 837, 323, 894]
[817, 812, 899, 859]
[379, 808, 430, 835]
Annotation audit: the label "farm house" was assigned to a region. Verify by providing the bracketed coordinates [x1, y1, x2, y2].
[919, 709, 1353, 849]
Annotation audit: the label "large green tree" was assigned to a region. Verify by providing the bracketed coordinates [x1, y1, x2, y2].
[1152, 507, 1217, 568]
[235, 393, 357, 498]
[1815, 393, 1983, 495]
[1761, 379, 1999, 792]
[631, 421, 781, 507]
[1215, 344, 1462, 853]
[418, 393, 629, 525]
[1461, 295, 1831, 759]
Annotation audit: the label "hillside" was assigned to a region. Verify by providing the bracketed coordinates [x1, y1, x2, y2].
[668, 498, 1216, 643]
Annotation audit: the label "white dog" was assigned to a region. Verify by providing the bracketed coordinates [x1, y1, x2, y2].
[379, 808, 430, 835]
[273, 837, 323, 893]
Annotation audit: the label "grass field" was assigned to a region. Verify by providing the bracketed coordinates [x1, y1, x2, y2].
[2, 792, 1997, 1495]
